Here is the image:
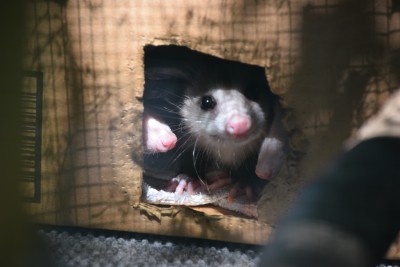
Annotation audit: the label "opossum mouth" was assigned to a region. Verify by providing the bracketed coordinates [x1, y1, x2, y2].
[208, 133, 244, 141]
[208, 131, 260, 144]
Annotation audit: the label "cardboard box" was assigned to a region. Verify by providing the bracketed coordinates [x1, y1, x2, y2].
[22, 0, 400, 255]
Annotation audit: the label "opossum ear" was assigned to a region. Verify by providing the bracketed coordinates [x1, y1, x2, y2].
[255, 137, 286, 180]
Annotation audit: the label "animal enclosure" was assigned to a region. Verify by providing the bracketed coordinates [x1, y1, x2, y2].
[22, 0, 400, 257]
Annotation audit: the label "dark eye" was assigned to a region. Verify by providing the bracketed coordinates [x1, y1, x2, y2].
[200, 95, 216, 110]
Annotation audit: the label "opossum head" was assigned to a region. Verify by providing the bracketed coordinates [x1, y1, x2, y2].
[180, 84, 269, 165]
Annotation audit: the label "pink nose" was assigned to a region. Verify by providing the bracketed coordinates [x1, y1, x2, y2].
[226, 115, 251, 137]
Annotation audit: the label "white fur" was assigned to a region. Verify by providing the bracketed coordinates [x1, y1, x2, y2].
[180, 88, 266, 166]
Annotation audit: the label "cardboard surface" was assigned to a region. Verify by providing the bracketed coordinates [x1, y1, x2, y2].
[22, 0, 400, 254]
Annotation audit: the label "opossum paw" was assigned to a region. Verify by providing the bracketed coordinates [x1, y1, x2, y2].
[166, 174, 200, 195]
[205, 171, 264, 202]
[228, 183, 263, 202]
[205, 171, 232, 191]
[144, 117, 177, 152]
[228, 178, 267, 202]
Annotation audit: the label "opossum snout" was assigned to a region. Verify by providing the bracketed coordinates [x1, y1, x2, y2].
[225, 114, 252, 137]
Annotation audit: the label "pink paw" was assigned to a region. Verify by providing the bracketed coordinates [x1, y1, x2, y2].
[204, 171, 260, 202]
[166, 174, 200, 194]
[144, 116, 177, 153]
[227, 183, 261, 202]
[205, 171, 232, 190]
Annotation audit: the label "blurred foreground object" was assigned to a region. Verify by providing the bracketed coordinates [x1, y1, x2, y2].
[0, 1, 52, 266]
[347, 90, 400, 147]
[259, 90, 400, 267]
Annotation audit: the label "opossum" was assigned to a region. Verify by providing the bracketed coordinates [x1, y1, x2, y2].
[142, 45, 288, 201]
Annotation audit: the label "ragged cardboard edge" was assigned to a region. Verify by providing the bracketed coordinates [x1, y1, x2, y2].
[137, 202, 182, 223]
[129, 39, 300, 222]
[142, 183, 227, 206]
[141, 183, 259, 218]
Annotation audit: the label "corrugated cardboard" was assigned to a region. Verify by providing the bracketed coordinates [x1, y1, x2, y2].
[22, 0, 400, 255]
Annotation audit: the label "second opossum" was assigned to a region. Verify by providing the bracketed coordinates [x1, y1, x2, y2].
[142, 45, 288, 201]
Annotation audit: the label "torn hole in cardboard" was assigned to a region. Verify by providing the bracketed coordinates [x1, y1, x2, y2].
[139, 45, 289, 218]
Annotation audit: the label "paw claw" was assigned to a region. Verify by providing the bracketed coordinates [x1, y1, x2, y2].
[166, 174, 198, 195]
